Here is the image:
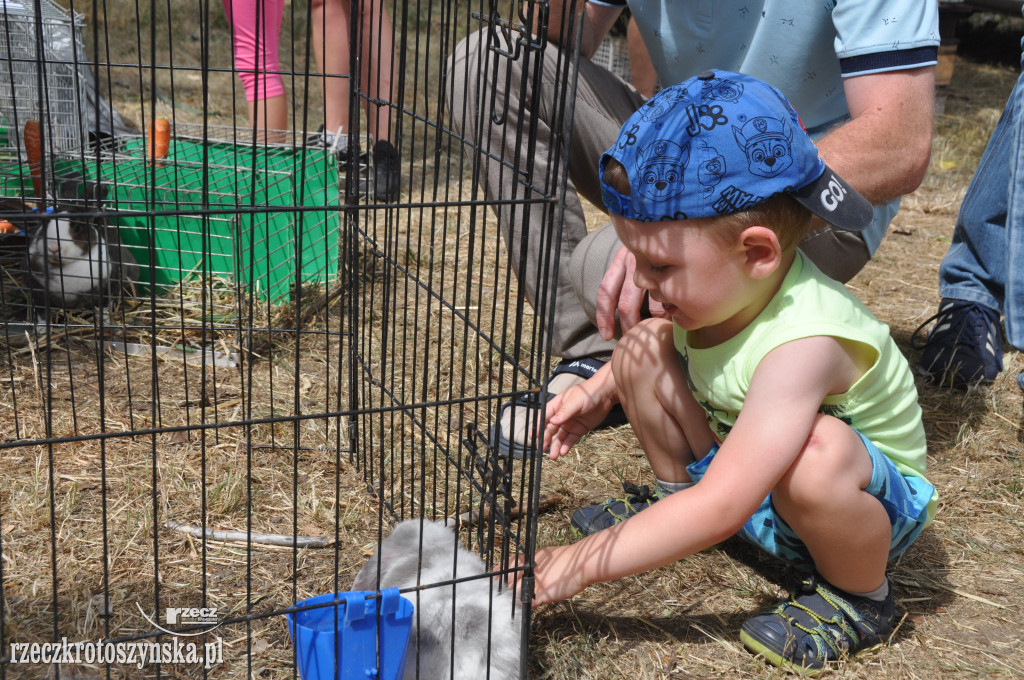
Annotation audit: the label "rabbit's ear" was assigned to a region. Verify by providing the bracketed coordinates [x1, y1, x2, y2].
[52, 173, 107, 205]
[377, 534, 412, 571]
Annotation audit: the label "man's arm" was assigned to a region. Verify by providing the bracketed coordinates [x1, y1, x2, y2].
[545, 0, 623, 57]
[816, 66, 936, 205]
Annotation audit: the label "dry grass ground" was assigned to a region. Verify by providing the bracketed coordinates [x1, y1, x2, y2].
[1, 2, 1022, 678]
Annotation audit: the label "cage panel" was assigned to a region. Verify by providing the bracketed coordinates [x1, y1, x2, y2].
[0, 1, 573, 678]
[0, 0, 87, 155]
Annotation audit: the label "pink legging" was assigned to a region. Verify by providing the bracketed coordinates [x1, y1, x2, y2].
[222, 0, 285, 102]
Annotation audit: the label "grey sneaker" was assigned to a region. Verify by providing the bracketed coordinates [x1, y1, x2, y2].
[569, 482, 668, 536]
[305, 124, 343, 151]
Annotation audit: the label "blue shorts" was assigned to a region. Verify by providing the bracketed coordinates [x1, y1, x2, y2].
[685, 431, 934, 567]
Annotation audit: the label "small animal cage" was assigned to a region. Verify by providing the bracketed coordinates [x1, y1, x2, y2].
[54, 122, 342, 303]
[0, 121, 341, 359]
[0, 0, 87, 156]
[591, 34, 632, 82]
[0, 0, 571, 678]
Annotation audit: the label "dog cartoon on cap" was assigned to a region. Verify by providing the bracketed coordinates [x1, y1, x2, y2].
[733, 115, 795, 179]
[696, 143, 727, 198]
[639, 86, 689, 123]
[599, 67, 873, 231]
[700, 75, 744, 103]
[635, 139, 691, 205]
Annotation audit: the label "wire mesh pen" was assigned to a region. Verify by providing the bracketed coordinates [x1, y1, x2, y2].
[0, 0, 580, 677]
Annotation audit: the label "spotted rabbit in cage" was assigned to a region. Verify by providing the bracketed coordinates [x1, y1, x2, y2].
[23, 179, 138, 321]
[353, 519, 522, 680]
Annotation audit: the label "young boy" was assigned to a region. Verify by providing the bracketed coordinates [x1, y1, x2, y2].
[532, 70, 936, 672]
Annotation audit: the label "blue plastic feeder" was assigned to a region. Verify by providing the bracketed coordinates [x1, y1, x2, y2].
[287, 589, 414, 680]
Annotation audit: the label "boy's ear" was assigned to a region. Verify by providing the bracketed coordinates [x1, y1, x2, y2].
[737, 226, 782, 279]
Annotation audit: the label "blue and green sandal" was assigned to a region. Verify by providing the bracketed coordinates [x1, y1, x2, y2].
[740, 575, 896, 674]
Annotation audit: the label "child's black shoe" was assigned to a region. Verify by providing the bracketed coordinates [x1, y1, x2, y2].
[372, 139, 401, 202]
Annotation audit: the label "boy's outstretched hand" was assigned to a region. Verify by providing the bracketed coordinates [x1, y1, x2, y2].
[529, 544, 591, 604]
[507, 543, 591, 606]
[543, 365, 618, 459]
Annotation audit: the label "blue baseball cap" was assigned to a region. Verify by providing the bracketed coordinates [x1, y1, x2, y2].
[600, 69, 873, 231]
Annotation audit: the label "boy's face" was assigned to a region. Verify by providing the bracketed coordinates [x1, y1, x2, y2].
[612, 215, 762, 344]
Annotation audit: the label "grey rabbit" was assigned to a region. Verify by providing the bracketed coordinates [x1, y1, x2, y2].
[352, 519, 522, 680]
[22, 179, 138, 320]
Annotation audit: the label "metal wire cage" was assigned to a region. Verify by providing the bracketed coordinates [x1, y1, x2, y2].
[0, 0, 580, 678]
[0, 0, 87, 155]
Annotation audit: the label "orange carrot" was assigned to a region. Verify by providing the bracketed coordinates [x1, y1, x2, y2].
[148, 118, 170, 162]
[24, 120, 42, 198]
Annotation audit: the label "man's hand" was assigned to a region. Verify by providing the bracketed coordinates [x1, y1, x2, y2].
[595, 245, 668, 341]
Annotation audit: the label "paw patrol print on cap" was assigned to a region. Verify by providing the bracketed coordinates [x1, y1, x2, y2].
[600, 69, 873, 231]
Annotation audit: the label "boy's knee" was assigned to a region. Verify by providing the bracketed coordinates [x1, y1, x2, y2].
[775, 415, 868, 508]
[616, 316, 671, 346]
[611, 318, 674, 377]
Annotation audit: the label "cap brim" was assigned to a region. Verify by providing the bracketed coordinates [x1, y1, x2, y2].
[790, 165, 874, 232]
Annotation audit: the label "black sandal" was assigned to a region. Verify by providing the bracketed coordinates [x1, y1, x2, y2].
[489, 356, 628, 459]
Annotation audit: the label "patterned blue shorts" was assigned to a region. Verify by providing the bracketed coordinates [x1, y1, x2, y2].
[685, 431, 934, 567]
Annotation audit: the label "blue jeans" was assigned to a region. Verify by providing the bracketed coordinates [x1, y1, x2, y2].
[938, 20, 1024, 359]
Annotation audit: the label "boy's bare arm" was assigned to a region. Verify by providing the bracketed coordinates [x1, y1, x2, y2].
[531, 336, 863, 605]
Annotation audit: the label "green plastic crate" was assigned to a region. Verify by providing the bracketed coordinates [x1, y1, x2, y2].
[53, 136, 341, 302]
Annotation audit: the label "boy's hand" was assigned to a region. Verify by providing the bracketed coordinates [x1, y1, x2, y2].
[506, 543, 590, 606]
[543, 379, 615, 459]
[529, 544, 590, 605]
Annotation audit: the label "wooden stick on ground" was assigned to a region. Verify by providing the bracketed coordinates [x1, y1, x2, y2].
[457, 492, 563, 527]
[166, 520, 334, 548]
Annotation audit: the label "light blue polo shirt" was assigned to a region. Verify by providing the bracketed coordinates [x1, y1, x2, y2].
[590, 0, 940, 253]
